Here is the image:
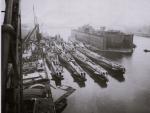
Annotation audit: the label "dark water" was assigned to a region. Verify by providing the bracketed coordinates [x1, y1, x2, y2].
[54, 36, 150, 113]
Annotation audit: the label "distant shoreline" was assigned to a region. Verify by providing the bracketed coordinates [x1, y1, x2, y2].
[134, 33, 150, 38]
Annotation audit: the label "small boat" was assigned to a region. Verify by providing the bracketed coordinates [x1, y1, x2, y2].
[144, 49, 150, 52]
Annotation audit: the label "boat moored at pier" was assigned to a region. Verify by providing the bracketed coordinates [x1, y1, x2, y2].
[74, 42, 125, 74]
[71, 50, 109, 82]
[46, 53, 64, 80]
[58, 51, 86, 82]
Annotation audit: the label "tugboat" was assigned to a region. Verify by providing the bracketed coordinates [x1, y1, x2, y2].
[71, 50, 108, 82]
[58, 51, 86, 82]
[75, 42, 125, 74]
[46, 53, 64, 80]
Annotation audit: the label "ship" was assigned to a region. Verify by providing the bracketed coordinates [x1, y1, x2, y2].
[73, 42, 125, 74]
[71, 50, 108, 82]
[53, 40, 87, 83]
[58, 51, 86, 82]
[46, 53, 64, 80]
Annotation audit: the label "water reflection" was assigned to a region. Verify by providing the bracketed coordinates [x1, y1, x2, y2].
[74, 80, 86, 88]
[47, 36, 150, 113]
[91, 74, 107, 88]
[70, 74, 86, 88]
[63, 67, 86, 88]
[55, 98, 68, 113]
[99, 51, 133, 61]
[62, 36, 150, 113]
[82, 68, 107, 88]
[109, 72, 125, 82]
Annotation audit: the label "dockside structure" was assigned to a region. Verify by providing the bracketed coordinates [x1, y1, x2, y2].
[71, 25, 134, 52]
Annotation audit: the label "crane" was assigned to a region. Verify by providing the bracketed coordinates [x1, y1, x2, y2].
[2, 0, 22, 113]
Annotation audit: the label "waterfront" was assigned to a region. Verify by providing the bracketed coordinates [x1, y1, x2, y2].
[2, 0, 150, 112]
[50, 36, 150, 113]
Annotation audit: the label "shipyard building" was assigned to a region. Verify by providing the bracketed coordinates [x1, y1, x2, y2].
[71, 25, 134, 52]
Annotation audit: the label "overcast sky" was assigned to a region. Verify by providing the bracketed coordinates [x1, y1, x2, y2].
[21, 0, 150, 26]
[2, 0, 150, 39]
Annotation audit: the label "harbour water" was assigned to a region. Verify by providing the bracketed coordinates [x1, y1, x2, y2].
[51, 36, 150, 113]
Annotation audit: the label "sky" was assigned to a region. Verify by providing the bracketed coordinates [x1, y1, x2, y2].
[1, 0, 150, 40]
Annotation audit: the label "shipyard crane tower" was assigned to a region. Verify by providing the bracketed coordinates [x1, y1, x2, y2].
[2, 0, 22, 113]
[22, 5, 42, 60]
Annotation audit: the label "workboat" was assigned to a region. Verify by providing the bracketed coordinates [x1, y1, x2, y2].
[58, 51, 86, 82]
[75, 42, 125, 74]
[46, 53, 64, 80]
[71, 50, 108, 82]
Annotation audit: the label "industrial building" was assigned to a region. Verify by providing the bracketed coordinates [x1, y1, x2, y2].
[71, 25, 134, 53]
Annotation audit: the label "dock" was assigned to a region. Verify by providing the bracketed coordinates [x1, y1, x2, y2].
[21, 28, 76, 113]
